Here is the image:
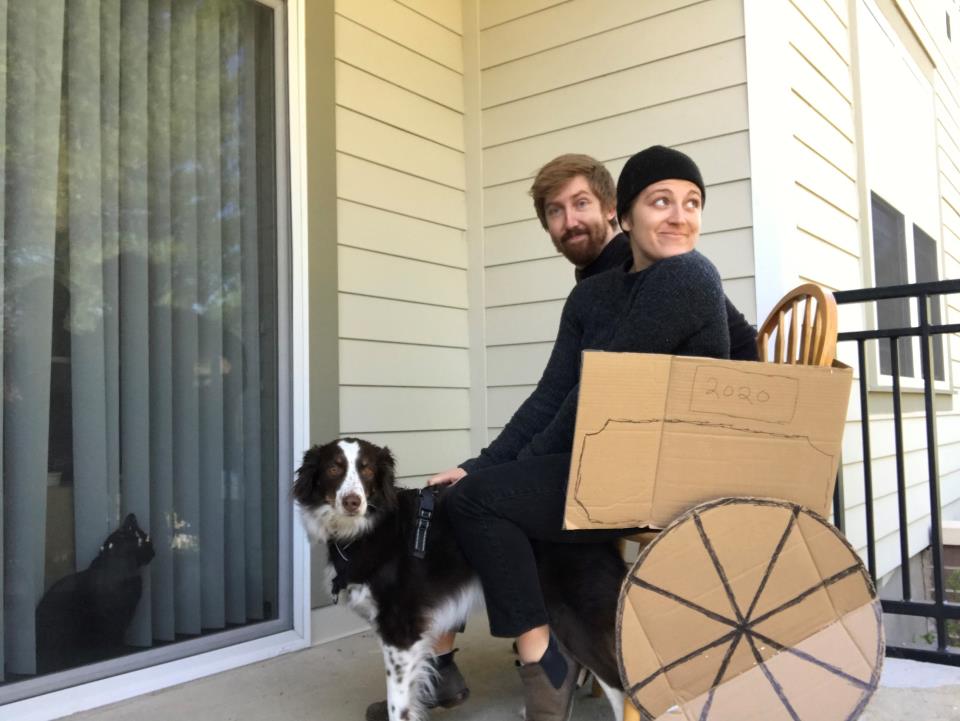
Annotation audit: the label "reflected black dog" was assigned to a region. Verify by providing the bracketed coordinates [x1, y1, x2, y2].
[293, 438, 628, 721]
[36, 513, 155, 674]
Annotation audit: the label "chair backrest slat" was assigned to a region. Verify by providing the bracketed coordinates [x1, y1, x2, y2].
[757, 284, 837, 367]
[800, 298, 815, 364]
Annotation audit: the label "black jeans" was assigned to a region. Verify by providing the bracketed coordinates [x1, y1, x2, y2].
[444, 453, 637, 638]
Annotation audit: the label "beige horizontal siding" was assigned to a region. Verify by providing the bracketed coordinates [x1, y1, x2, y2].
[481, 38, 746, 149]
[792, 184, 859, 257]
[358, 429, 473, 477]
[336, 62, 464, 150]
[336, 14, 464, 111]
[485, 256, 571, 307]
[338, 246, 468, 308]
[339, 294, 469, 347]
[481, 0, 744, 108]
[337, 200, 468, 268]
[338, 154, 466, 229]
[485, 301, 565, 347]
[397, 0, 463, 34]
[339, 340, 470, 388]
[336, 107, 466, 190]
[479, 0, 698, 67]
[340, 386, 470, 433]
[336, 0, 463, 71]
[487, 386, 534, 428]
[478, 0, 566, 31]
[484, 219, 553, 266]
[333, 0, 468, 473]
[483, 86, 750, 197]
[486, 342, 553, 387]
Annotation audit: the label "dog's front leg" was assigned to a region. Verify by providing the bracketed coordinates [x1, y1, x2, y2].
[381, 638, 434, 721]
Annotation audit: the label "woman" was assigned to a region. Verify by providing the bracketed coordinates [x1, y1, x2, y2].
[432, 146, 731, 719]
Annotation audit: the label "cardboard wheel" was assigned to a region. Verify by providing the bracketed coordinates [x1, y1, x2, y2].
[617, 498, 883, 721]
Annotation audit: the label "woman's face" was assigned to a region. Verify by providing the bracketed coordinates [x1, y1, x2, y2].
[621, 179, 702, 271]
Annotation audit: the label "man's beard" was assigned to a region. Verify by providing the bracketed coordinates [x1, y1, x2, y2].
[555, 224, 610, 267]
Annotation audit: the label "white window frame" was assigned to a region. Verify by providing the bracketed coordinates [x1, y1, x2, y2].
[866, 191, 951, 395]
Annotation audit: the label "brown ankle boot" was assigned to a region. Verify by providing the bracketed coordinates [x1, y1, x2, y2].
[516, 645, 580, 721]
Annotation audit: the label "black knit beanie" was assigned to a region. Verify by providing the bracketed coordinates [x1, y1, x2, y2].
[616, 145, 706, 223]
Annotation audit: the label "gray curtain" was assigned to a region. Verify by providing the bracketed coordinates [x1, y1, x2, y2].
[3, 0, 67, 678]
[1, 0, 275, 680]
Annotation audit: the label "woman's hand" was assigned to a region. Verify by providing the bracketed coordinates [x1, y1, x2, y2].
[428, 466, 467, 487]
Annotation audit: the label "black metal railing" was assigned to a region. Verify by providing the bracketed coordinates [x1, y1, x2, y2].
[833, 279, 960, 666]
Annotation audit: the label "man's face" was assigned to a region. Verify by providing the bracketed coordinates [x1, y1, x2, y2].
[543, 176, 617, 268]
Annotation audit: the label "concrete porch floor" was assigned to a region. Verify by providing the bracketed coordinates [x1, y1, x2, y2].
[67, 612, 960, 721]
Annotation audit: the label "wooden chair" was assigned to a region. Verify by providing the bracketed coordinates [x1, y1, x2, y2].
[756, 282, 838, 366]
[620, 283, 839, 721]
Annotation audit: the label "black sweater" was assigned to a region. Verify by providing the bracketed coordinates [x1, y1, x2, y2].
[460, 250, 729, 473]
[579, 234, 757, 361]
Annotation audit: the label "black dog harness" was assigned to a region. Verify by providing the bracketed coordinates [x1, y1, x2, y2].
[412, 487, 439, 559]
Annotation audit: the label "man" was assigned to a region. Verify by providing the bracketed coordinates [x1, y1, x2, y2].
[365, 152, 757, 721]
[530, 153, 757, 359]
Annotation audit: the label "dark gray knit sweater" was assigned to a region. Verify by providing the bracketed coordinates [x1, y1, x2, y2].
[460, 250, 729, 473]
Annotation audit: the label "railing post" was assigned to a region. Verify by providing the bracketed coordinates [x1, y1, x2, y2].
[918, 295, 947, 652]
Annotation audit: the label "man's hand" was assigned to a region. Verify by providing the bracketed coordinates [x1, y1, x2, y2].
[428, 466, 467, 487]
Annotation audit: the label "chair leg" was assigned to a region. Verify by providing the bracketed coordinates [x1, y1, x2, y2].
[591, 676, 603, 697]
[623, 699, 641, 721]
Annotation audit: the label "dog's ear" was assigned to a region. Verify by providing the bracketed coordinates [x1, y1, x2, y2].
[374, 445, 399, 511]
[292, 444, 322, 504]
[377, 445, 396, 482]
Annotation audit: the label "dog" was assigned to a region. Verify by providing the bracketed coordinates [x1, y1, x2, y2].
[293, 438, 627, 721]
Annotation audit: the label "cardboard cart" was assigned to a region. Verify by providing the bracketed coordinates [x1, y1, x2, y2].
[563, 346, 883, 720]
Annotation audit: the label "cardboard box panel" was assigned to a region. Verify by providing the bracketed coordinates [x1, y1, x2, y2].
[566, 352, 853, 530]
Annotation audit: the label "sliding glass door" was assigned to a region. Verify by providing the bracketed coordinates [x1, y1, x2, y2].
[0, 0, 290, 702]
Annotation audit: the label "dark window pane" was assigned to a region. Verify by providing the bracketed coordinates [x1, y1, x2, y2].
[914, 224, 945, 381]
[871, 193, 914, 376]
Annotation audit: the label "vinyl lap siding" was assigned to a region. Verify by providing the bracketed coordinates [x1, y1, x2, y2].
[783, 0, 960, 580]
[786, 0, 860, 299]
[479, 0, 753, 440]
[334, 0, 470, 485]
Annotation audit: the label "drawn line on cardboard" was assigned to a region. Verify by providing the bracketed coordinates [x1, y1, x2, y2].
[690, 364, 801, 424]
[748, 565, 862, 628]
[573, 419, 835, 525]
[620, 499, 881, 720]
[693, 511, 747, 625]
[698, 632, 744, 721]
[749, 629, 874, 691]
[746, 632, 804, 721]
[627, 576, 738, 628]
[744, 506, 801, 621]
[694, 505, 798, 721]
[627, 628, 739, 695]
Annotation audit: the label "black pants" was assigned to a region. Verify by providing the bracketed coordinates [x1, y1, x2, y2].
[444, 453, 637, 638]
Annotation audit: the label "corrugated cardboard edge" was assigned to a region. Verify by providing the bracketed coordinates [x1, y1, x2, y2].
[616, 497, 884, 721]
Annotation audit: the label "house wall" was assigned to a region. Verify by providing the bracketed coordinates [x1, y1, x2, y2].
[755, 0, 960, 581]
[477, 0, 755, 440]
[332, 0, 472, 486]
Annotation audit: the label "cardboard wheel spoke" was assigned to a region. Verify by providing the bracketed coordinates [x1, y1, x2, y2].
[617, 498, 883, 721]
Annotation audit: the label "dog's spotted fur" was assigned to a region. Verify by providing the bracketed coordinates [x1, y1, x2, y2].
[294, 438, 626, 721]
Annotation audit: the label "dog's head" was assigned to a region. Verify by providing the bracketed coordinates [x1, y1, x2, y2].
[293, 437, 398, 543]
